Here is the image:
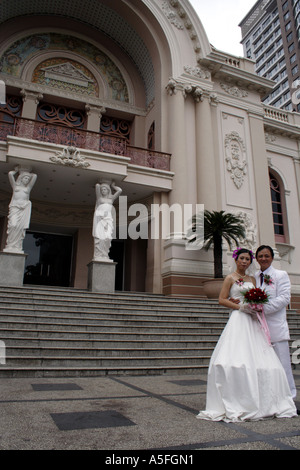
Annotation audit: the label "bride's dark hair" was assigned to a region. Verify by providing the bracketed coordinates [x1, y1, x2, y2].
[233, 248, 254, 263]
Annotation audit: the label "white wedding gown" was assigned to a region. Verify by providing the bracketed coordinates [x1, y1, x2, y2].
[197, 282, 297, 422]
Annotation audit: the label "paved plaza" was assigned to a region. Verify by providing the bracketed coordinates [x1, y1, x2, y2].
[0, 369, 299, 453]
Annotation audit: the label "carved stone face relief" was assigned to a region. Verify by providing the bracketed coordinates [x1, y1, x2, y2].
[224, 131, 247, 189]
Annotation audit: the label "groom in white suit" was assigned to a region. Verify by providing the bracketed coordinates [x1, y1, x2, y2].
[255, 245, 297, 400]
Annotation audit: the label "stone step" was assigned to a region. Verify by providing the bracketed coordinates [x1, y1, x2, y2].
[0, 298, 229, 316]
[0, 311, 228, 326]
[1, 336, 218, 348]
[0, 285, 299, 378]
[2, 310, 299, 323]
[5, 345, 214, 358]
[0, 326, 223, 340]
[2, 354, 211, 368]
[0, 364, 209, 378]
[0, 287, 204, 305]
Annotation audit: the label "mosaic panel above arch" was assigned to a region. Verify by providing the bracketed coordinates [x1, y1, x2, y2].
[32, 58, 99, 97]
[0, 33, 129, 102]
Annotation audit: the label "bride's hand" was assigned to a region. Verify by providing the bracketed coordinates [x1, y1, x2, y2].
[239, 304, 257, 317]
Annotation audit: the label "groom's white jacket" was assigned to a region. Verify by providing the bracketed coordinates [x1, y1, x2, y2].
[255, 265, 291, 343]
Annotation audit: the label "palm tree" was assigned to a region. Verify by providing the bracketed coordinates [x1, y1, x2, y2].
[188, 210, 246, 278]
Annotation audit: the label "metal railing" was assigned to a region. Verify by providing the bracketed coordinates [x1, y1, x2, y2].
[0, 116, 171, 171]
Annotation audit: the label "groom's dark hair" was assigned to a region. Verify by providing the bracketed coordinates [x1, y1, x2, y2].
[255, 245, 274, 259]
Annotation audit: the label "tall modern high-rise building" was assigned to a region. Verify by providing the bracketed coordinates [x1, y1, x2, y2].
[240, 0, 300, 111]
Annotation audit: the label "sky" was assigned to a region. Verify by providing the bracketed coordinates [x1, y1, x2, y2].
[189, 0, 258, 56]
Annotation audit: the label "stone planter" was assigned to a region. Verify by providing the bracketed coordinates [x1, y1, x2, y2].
[203, 278, 224, 299]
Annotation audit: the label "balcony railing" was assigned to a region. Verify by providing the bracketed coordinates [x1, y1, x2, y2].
[0, 117, 171, 171]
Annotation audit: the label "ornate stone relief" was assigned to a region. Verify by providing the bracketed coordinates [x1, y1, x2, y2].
[225, 131, 247, 189]
[183, 84, 204, 102]
[165, 77, 200, 100]
[166, 77, 217, 104]
[20, 89, 43, 104]
[209, 93, 219, 106]
[166, 78, 177, 96]
[41, 62, 94, 88]
[162, 1, 184, 29]
[161, 1, 201, 55]
[220, 83, 248, 98]
[50, 146, 90, 168]
[233, 211, 257, 250]
[265, 132, 276, 143]
[184, 65, 210, 80]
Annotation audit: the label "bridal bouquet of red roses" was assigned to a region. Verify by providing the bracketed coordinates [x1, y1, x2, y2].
[241, 287, 271, 345]
[242, 287, 269, 305]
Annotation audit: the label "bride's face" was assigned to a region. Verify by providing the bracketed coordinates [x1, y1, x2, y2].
[236, 253, 251, 271]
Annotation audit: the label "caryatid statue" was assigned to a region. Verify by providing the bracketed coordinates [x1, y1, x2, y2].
[4, 166, 37, 254]
[92, 180, 122, 261]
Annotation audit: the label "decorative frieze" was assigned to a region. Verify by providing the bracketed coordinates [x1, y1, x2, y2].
[220, 83, 248, 98]
[184, 65, 210, 80]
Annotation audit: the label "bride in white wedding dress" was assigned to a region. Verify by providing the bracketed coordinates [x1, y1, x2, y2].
[197, 248, 297, 422]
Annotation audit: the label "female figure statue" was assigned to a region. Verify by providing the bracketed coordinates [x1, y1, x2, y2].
[4, 166, 37, 254]
[92, 181, 122, 260]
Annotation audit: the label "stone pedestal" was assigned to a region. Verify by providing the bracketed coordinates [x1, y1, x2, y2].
[0, 251, 26, 286]
[87, 259, 117, 293]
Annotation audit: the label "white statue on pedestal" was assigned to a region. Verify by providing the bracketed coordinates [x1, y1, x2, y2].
[4, 166, 37, 254]
[92, 180, 122, 261]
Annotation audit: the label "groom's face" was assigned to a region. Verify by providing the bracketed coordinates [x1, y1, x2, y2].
[256, 248, 273, 272]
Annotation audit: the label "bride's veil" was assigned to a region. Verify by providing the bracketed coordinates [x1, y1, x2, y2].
[245, 262, 257, 277]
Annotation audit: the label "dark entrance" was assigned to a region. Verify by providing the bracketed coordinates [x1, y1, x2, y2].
[110, 240, 125, 291]
[23, 231, 73, 287]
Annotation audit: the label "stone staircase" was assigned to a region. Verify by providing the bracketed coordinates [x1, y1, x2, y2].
[0, 286, 299, 378]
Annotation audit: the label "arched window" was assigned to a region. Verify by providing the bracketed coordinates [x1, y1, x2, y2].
[269, 172, 287, 243]
[37, 102, 86, 129]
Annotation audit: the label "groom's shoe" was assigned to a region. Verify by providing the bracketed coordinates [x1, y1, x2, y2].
[297, 409, 300, 415]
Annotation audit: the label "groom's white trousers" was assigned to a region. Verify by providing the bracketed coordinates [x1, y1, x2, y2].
[273, 340, 297, 399]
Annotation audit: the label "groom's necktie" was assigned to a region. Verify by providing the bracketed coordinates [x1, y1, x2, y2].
[260, 272, 264, 286]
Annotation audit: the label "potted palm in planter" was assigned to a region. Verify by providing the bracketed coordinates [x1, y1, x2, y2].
[188, 210, 246, 298]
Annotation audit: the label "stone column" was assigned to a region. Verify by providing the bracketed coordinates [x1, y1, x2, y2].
[85, 104, 106, 132]
[248, 110, 276, 247]
[20, 89, 43, 119]
[293, 155, 300, 206]
[195, 91, 218, 210]
[18, 89, 43, 139]
[85, 104, 106, 151]
[165, 79, 189, 237]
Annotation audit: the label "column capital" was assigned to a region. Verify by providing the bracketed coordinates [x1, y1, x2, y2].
[166, 77, 217, 104]
[85, 104, 106, 118]
[20, 89, 43, 104]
